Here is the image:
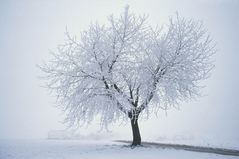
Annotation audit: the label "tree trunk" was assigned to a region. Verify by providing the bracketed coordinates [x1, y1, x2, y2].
[130, 118, 141, 146]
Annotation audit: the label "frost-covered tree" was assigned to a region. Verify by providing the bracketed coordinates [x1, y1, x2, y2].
[40, 6, 215, 146]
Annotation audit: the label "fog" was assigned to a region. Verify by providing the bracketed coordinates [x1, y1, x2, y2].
[0, 0, 238, 142]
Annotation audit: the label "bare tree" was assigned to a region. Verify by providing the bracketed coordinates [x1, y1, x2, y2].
[40, 6, 215, 146]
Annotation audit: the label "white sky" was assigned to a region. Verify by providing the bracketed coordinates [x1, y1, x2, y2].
[0, 0, 238, 141]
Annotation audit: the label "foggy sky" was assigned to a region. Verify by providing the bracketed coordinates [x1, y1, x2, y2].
[0, 0, 238, 141]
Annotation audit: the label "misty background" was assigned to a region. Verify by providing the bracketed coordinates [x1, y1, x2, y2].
[0, 0, 238, 143]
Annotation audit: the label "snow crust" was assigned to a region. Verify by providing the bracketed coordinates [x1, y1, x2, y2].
[0, 140, 237, 159]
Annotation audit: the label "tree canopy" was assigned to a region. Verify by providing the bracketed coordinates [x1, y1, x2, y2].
[40, 6, 215, 130]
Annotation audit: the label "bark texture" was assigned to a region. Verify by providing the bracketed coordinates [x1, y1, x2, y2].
[130, 119, 141, 146]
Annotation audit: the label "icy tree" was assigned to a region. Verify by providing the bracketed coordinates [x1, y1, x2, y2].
[40, 7, 215, 146]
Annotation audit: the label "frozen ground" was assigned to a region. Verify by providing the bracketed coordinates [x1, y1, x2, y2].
[154, 135, 239, 150]
[0, 139, 238, 159]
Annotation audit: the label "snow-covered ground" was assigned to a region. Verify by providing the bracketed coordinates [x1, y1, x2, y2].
[154, 135, 239, 150]
[0, 139, 238, 159]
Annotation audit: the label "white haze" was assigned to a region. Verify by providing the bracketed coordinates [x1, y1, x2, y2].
[0, 0, 238, 144]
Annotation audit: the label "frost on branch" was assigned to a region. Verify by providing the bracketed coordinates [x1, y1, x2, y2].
[40, 7, 215, 129]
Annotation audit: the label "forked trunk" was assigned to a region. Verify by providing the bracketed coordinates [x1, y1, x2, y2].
[130, 118, 141, 146]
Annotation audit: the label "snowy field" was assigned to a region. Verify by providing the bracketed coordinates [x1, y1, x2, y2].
[0, 139, 238, 159]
